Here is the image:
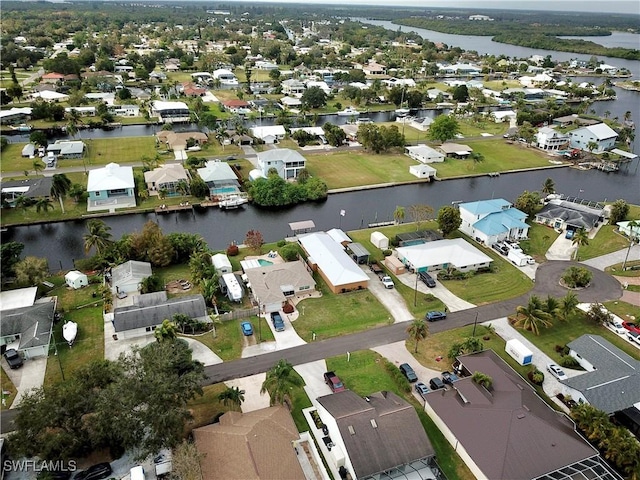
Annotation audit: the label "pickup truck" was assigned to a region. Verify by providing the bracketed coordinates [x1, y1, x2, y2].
[381, 276, 395, 289]
[324, 371, 346, 392]
[369, 262, 386, 279]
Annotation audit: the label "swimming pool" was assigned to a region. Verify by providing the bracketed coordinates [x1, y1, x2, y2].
[213, 186, 239, 195]
[258, 259, 273, 266]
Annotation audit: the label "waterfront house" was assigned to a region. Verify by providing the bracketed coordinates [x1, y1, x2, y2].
[150, 100, 190, 123]
[256, 148, 306, 180]
[282, 79, 306, 96]
[536, 127, 570, 151]
[46, 140, 86, 159]
[1, 177, 53, 207]
[144, 163, 190, 197]
[458, 198, 529, 245]
[534, 198, 605, 233]
[438, 143, 473, 159]
[87, 163, 136, 212]
[250, 125, 286, 144]
[197, 160, 240, 196]
[396, 238, 493, 274]
[405, 145, 445, 164]
[568, 123, 618, 153]
[212, 68, 239, 86]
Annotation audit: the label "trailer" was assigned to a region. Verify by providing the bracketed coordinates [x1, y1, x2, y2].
[220, 273, 244, 302]
[505, 339, 533, 366]
[508, 249, 535, 267]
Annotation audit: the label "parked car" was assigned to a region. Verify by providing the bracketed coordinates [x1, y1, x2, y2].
[73, 463, 112, 480]
[492, 242, 509, 256]
[623, 321, 640, 334]
[425, 311, 447, 322]
[626, 330, 640, 346]
[381, 276, 395, 289]
[418, 271, 436, 288]
[605, 319, 627, 335]
[3, 349, 23, 369]
[270, 311, 285, 332]
[414, 382, 429, 399]
[399, 363, 418, 383]
[546, 363, 568, 381]
[429, 377, 445, 390]
[324, 371, 346, 392]
[441, 371, 460, 385]
[240, 321, 253, 336]
[565, 229, 575, 240]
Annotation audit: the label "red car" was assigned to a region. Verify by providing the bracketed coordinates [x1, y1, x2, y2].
[622, 321, 640, 334]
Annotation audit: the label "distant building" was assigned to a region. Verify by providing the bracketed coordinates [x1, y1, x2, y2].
[150, 101, 190, 123]
[568, 123, 618, 153]
[405, 145, 444, 164]
[536, 127, 570, 150]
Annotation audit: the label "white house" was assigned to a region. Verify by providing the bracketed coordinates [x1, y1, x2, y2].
[211, 253, 233, 274]
[212, 68, 238, 85]
[87, 163, 136, 212]
[491, 110, 516, 123]
[405, 145, 445, 163]
[110, 260, 152, 296]
[150, 101, 190, 123]
[65, 270, 88, 289]
[395, 238, 493, 273]
[536, 127, 570, 151]
[409, 164, 437, 179]
[568, 123, 618, 153]
[281, 79, 306, 96]
[256, 148, 306, 180]
[458, 198, 530, 245]
[250, 125, 287, 144]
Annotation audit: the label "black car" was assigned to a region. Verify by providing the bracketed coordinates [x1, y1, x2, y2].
[418, 271, 436, 288]
[441, 371, 460, 385]
[399, 363, 418, 383]
[73, 463, 112, 480]
[429, 377, 445, 390]
[3, 349, 23, 369]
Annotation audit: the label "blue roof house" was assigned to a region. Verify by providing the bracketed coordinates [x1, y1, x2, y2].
[458, 199, 529, 246]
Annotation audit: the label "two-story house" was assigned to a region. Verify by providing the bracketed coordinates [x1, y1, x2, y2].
[458, 198, 529, 245]
[256, 148, 306, 180]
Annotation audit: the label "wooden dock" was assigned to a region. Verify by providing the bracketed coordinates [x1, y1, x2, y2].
[155, 203, 194, 214]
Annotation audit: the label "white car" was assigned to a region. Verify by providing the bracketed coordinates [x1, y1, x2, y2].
[546, 363, 568, 381]
[626, 331, 640, 346]
[381, 276, 395, 289]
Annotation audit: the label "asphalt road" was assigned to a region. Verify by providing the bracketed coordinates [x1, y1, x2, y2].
[0, 261, 621, 433]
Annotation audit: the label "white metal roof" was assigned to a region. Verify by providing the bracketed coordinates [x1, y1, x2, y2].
[87, 163, 135, 191]
[396, 238, 493, 270]
[0, 287, 38, 311]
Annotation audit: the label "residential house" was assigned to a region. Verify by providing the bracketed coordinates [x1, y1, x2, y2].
[21, 144, 35, 158]
[64, 106, 96, 117]
[244, 261, 316, 313]
[191, 72, 213, 84]
[197, 160, 240, 196]
[46, 140, 86, 159]
[149, 101, 190, 123]
[617, 220, 640, 241]
[1, 177, 53, 207]
[109, 104, 140, 117]
[298, 232, 369, 294]
[536, 127, 570, 151]
[426, 88, 452, 101]
[438, 143, 473, 159]
[561, 335, 640, 417]
[568, 123, 618, 153]
[396, 238, 493, 273]
[212, 68, 239, 86]
[156, 131, 208, 151]
[437, 63, 481, 76]
[425, 349, 620, 480]
[315, 390, 437, 480]
[144, 164, 190, 197]
[255, 60, 278, 70]
[256, 148, 306, 180]
[193, 406, 306, 480]
[87, 163, 136, 212]
[41, 72, 65, 84]
[29, 91, 69, 102]
[305, 80, 331, 96]
[405, 145, 444, 164]
[222, 99, 251, 114]
[535, 198, 605, 233]
[282, 79, 306, 96]
[108, 260, 152, 296]
[491, 110, 517, 123]
[0, 294, 56, 359]
[409, 117, 434, 131]
[361, 62, 387, 76]
[250, 125, 287, 144]
[113, 292, 209, 338]
[0, 107, 32, 125]
[281, 96, 302, 108]
[459, 198, 530, 245]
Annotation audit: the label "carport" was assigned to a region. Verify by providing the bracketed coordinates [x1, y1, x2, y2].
[347, 242, 370, 265]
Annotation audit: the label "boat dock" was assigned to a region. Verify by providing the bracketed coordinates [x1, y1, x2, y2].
[155, 203, 194, 214]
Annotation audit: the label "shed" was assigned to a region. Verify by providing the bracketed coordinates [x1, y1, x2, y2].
[347, 242, 370, 265]
[409, 164, 437, 179]
[211, 253, 233, 274]
[65, 270, 88, 289]
[384, 255, 406, 275]
[21, 144, 35, 158]
[370, 231, 389, 250]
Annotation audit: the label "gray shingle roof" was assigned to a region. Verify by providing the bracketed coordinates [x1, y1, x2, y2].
[111, 261, 152, 289]
[113, 294, 209, 332]
[0, 301, 55, 349]
[535, 201, 601, 230]
[317, 390, 434, 479]
[564, 335, 640, 414]
[1, 177, 53, 200]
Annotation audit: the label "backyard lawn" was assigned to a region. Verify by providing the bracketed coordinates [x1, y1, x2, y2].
[577, 225, 632, 260]
[519, 223, 560, 261]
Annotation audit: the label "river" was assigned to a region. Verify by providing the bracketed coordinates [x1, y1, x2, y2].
[3, 165, 638, 270]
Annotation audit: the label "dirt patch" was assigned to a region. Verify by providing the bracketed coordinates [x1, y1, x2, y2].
[166, 279, 193, 294]
[242, 334, 257, 347]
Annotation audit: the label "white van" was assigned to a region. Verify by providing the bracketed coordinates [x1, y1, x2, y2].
[130, 466, 145, 480]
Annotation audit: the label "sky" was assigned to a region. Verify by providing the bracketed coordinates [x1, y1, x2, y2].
[220, 0, 640, 15]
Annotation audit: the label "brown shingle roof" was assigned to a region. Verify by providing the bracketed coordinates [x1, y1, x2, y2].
[193, 406, 305, 480]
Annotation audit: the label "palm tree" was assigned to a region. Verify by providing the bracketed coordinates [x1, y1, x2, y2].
[406, 318, 429, 353]
[542, 295, 559, 316]
[50, 173, 72, 213]
[35, 197, 54, 213]
[558, 292, 579, 321]
[541, 178, 555, 195]
[32, 159, 43, 175]
[572, 229, 589, 260]
[176, 179, 190, 196]
[83, 219, 113, 255]
[154, 319, 178, 342]
[471, 371, 493, 389]
[514, 295, 553, 335]
[260, 359, 303, 407]
[218, 386, 245, 411]
[393, 205, 405, 224]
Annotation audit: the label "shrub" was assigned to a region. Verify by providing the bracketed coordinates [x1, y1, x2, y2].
[279, 243, 300, 262]
[528, 368, 544, 385]
[226, 244, 239, 256]
[382, 359, 411, 393]
[282, 302, 294, 314]
[382, 249, 392, 257]
[276, 240, 287, 248]
[560, 356, 580, 368]
[561, 266, 592, 288]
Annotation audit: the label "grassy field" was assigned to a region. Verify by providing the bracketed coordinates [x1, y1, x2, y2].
[606, 260, 640, 277]
[519, 223, 560, 262]
[0, 368, 17, 411]
[577, 225, 631, 260]
[327, 350, 474, 480]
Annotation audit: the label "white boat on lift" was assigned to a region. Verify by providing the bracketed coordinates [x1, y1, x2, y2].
[219, 193, 249, 209]
[337, 106, 361, 117]
[63, 321, 78, 346]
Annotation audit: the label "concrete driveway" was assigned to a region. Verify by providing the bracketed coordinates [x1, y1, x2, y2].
[294, 360, 332, 405]
[396, 272, 476, 312]
[364, 268, 414, 323]
[582, 244, 640, 271]
[545, 234, 576, 261]
[225, 373, 270, 412]
[2, 356, 47, 408]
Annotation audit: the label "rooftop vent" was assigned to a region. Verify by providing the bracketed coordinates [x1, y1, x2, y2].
[348, 425, 355, 435]
[370, 419, 378, 429]
[517, 413, 526, 419]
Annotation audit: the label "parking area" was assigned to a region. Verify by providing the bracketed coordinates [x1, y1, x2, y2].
[396, 271, 476, 312]
[224, 372, 269, 412]
[364, 268, 414, 323]
[1, 355, 47, 408]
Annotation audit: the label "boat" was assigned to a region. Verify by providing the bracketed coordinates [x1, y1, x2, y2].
[395, 108, 411, 116]
[63, 321, 78, 346]
[219, 194, 249, 209]
[337, 106, 361, 117]
[11, 124, 32, 132]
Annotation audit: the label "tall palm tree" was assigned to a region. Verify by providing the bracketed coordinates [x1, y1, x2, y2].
[217, 386, 245, 411]
[35, 197, 54, 213]
[83, 219, 113, 255]
[406, 318, 429, 353]
[572, 229, 589, 260]
[541, 178, 555, 195]
[542, 295, 559, 316]
[260, 359, 303, 407]
[393, 205, 405, 224]
[514, 295, 553, 335]
[32, 159, 43, 175]
[50, 173, 72, 213]
[558, 292, 579, 321]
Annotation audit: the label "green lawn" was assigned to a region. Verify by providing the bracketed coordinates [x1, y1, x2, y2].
[327, 350, 474, 480]
[305, 151, 417, 189]
[519, 223, 560, 261]
[606, 260, 640, 277]
[0, 368, 17, 411]
[604, 300, 640, 329]
[577, 225, 631, 260]
[294, 276, 391, 342]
